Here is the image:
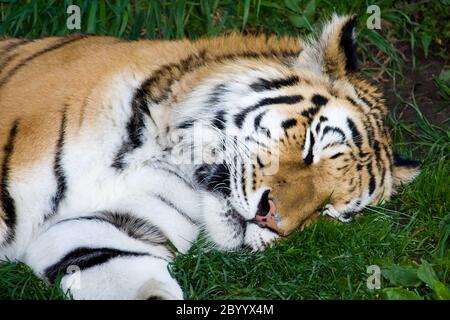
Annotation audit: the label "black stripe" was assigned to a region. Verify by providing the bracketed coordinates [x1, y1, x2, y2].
[116, 48, 300, 145]
[176, 119, 195, 130]
[372, 140, 384, 187]
[311, 94, 328, 107]
[208, 83, 228, 106]
[152, 193, 196, 225]
[0, 53, 19, 75]
[56, 212, 168, 247]
[49, 108, 68, 218]
[0, 40, 31, 74]
[0, 39, 30, 56]
[301, 95, 329, 120]
[220, 49, 301, 62]
[346, 118, 362, 150]
[1, 120, 19, 244]
[211, 110, 227, 131]
[254, 110, 268, 130]
[256, 156, 265, 168]
[322, 141, 343, 150]
[315, 122, 322, 134]
[234, 95, 303, 128]
[232, 151, 239, 200]
[346, 96, 358, 106]
[393, 153, 421, 168]
[240, 161, 247, 203]
[301, 106, 320, 119]
[358, 94, 373, 109]
[140, 48, 300, 105]
[367, 162, 376, 196]
[131, 86, 152, 117]
[194, 163, 231, 197]
[0, 35, 86, 88]
[301, 96, 327, 120]
[281, 118, 297, 130]
[245, 136, 270, 150]
[304, 130, 315, 165]
[340, 16, 358, 72]
[44, 247, 149, 283]
[250, 75, 299, 92]
[112, 87, 150, 170]
[150, 162, 194, 189]
[142, 50, 208, 104]
[330, 152, 344, 159]
[322, 126, 345, 141]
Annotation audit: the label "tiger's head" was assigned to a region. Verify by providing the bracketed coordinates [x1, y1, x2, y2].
[176, 15, 420, 238]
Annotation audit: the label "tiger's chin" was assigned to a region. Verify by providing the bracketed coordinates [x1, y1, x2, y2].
[201, 193, 279, 252]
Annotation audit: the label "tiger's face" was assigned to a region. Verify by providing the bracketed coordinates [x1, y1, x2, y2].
[222, 80, 420, 236]
[191, 15, 420, 237]
[249, 91, 413, 235]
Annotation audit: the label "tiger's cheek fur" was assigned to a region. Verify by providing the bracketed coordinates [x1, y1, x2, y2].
[250, 132, 327, 235]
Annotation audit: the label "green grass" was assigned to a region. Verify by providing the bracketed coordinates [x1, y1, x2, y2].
[0, 0, 449, 300]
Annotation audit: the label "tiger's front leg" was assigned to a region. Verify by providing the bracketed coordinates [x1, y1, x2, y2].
[201, 194, 279, 251]
[23, 213, 183, 300]
[244, 223, 280, 251]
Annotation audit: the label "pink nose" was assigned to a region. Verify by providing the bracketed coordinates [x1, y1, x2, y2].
[255, 199, 281, 234]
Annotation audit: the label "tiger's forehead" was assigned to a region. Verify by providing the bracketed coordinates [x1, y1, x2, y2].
[206, 58, 371, 107]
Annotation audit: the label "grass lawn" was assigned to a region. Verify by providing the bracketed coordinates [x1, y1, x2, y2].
[0, 0, 448, 300]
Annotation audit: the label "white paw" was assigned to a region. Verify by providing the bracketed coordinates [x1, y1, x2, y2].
[323, 204, 352, 223]
[136, 278, 184, 300]
[201, 194, 246, 251]
[244, 223, 280, 252]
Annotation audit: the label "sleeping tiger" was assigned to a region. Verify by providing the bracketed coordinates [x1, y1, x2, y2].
[0, 15, 419, 299]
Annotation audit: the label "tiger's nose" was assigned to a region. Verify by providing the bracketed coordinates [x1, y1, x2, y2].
[254, 190, 281, 234]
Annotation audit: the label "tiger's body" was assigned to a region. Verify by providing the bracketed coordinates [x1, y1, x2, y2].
[0, 15, 419, 299]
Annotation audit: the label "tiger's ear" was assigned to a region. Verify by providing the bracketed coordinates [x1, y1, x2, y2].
[392, 153, 421, 187]
[296, 15, 358, 77]
[318, 14, 358, 78]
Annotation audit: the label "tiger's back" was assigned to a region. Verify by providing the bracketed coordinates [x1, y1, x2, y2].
[0, 34, 301, 164]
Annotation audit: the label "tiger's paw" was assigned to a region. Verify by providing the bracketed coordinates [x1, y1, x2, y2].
[323, 204, 352, 223]
[136, 278, 184, 300]
[244, 223, 280, 252]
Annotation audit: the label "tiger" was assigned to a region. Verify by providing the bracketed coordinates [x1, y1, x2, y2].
[0, 14, 420, 299]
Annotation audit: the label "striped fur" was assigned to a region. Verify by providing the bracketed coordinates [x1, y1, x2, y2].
[0, 15, 419, 299]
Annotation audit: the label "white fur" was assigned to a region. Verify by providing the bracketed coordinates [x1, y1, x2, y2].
[244, 223, 280, 251]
